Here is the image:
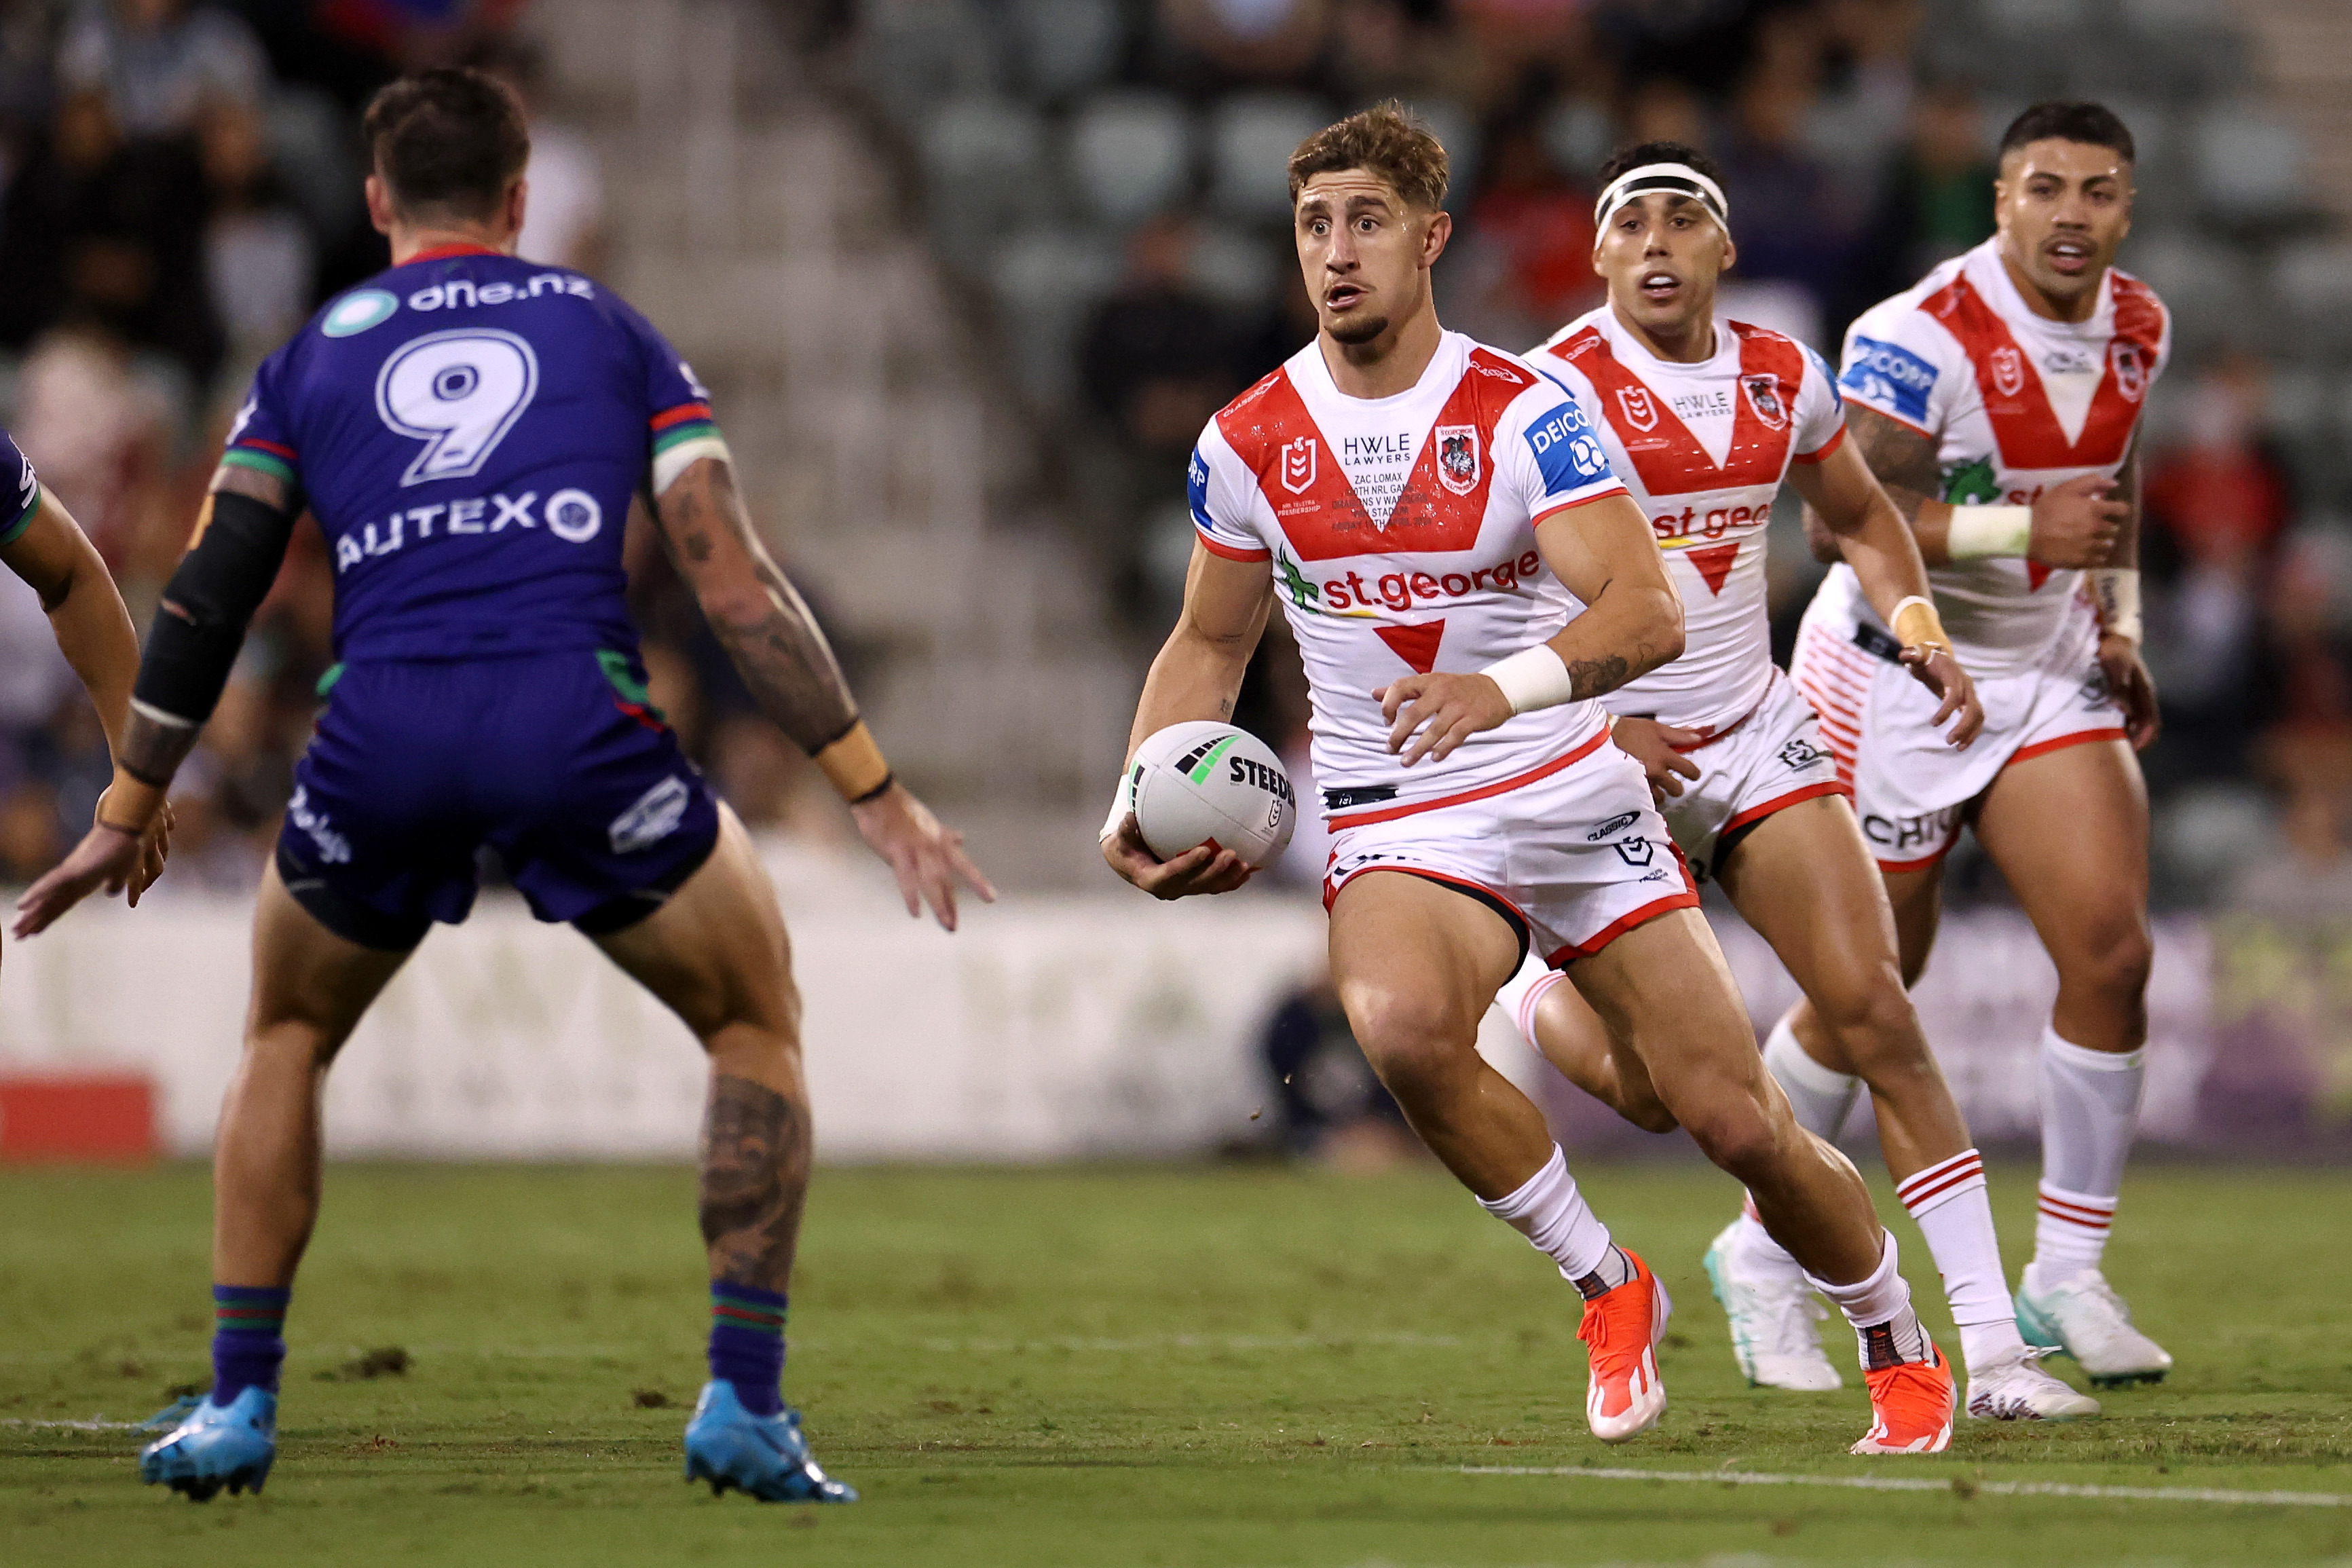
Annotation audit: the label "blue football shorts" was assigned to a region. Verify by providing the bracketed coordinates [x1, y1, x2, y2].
[274, 647, 722, 950]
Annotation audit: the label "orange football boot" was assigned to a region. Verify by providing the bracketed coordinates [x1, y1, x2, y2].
[1850, 1339, 1957, 1455]
[1578, 1247, 1671, 1442]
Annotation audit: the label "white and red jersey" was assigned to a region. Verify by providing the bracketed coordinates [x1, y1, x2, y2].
[1820, 236, 2171, 677]
[1189, 331, 1628, 823]
[1535, 308, 1845, 733]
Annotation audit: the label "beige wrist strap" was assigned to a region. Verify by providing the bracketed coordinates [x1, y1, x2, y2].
[813, 721, 893, 804]
[1888, 594, 1951, 653]
[97, 769, 167, 834]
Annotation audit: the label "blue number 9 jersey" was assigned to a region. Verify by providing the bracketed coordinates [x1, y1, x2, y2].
[226, 243, 720, 662]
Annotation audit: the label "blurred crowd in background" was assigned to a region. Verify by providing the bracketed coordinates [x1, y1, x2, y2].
[0, 0, 2348, 951]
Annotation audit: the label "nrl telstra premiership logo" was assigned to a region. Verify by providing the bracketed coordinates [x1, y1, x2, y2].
[1280, 436, 1316, 493]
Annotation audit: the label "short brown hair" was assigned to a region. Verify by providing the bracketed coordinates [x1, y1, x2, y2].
[362, 67, 531, 221]
[1287, 102, 1449, 212]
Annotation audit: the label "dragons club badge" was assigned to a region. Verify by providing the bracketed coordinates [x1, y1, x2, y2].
[1434, 424, 1480, 495]
[1740, 374, 1789, 430]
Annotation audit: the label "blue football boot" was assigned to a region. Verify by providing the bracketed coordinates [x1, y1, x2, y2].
[138, 1385, 276, 1501]
[682, 1381, 857, 1503]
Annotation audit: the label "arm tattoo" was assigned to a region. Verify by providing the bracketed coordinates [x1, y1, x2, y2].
[698, 1074, 811, 1292]
[1846, 407, 1942, 527]
[654, 461, 859, 755]
[1566, 654, 1632, 701]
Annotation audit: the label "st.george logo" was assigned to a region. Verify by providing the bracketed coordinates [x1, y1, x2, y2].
[1740, 374, 1789, 430]
[1990, 346, 2026, 398]
[1616, 386, 1658, 432]
[1280, 436, 1316, 493]
[1434, 424, 1480, 495]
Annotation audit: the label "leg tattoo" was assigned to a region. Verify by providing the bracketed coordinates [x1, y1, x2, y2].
[698, 1074, 810, 1292]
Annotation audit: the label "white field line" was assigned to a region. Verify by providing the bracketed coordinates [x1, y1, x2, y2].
[1458, 1463, 2352, 1508]
[1, 1417, 155, 1432]
[921, 1332, 1463, 1354]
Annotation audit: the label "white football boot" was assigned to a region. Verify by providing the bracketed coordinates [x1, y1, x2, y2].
[1702, 1221, 1842, 1392]
[1964, 1347, 2101, 1421]
[2015, 1269, 2173, 1387]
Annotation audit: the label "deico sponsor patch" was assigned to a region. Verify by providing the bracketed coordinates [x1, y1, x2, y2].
[1841, 336, 1937, 426]
[1524, 400, 1616, 493]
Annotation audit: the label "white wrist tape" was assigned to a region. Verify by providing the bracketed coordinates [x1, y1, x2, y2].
[1944, 504, 2033, 561]
[1482, 644, 1576, 715]
[1100, 760, 1140, 842]
[2089, 567, 2142, 646]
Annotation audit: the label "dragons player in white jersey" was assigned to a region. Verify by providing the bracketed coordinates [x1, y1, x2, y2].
[1496, 141, 2092, 1422]
[1104, 105, 1958, 1456]
[1791, 102, 2173, 1387]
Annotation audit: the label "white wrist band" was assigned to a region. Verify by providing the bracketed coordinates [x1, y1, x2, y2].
[1945, 504, 2032, 561]
[1100, 762, 1139, 842]
[2090, 567, 2142, 646]
[1482, 644, 1576, 715]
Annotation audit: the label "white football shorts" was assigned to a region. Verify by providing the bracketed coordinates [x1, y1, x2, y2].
[1792, 600, 2127, 875]
[1651, 668, 1849, 880]
[1321, 730, 1700, 969]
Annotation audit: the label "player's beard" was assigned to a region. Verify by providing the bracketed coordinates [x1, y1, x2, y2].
[1327, 312, 1390, 347]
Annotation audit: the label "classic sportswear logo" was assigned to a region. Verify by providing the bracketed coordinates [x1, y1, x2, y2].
[322, 288, 399, 337]
[1842, 337, 1936, 425]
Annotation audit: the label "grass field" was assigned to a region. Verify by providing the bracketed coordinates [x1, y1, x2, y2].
[3, 1159, 2349, 1566]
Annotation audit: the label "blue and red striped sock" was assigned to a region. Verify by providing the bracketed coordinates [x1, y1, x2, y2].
[708, 1283, 786, 1417]
[211, 1284, 290, 1402]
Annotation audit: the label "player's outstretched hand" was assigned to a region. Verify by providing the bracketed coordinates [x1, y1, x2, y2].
[1899, 645, 1984, 748]
[1377, 673, 1514, 767]
[13, 822, 145, 939]
[851, 783, 996, 931]
[1101, 813, 1254, 900]
[2027, 475, 2129, 569]
[1607, 717, 1704, 800]
[2098, 633, 2161, 751]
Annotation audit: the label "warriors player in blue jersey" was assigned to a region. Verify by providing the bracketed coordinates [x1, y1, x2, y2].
[16, 69, 991, 1504]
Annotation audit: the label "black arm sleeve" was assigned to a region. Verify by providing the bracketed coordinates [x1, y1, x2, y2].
[130, 491, 299, 725]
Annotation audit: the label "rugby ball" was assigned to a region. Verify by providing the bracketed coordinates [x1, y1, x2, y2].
[1129, 721, 1298, 869]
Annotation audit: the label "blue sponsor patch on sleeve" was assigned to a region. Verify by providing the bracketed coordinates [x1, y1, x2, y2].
[1840, 335, 1935, 425]
[1524, 401, 1616, 496]
[1803, 343, 1842, 409]
[1186, 447, 1213, 531]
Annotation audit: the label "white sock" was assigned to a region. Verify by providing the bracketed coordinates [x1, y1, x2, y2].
[1495, 961, 1564, 1047]
[1478, 1144, 1622, 1294]
[2031, 1026, 2144, 1288]
[1726, 1195, 1808, 1288]
[1808, 1229, 1933, 1370]
[1763, 1013, 1863, 1142]
[1897, 1149, 2026, 1370]
[1724, 1018, 1863, 1285]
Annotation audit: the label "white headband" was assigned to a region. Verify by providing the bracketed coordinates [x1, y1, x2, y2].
[1594, 162, 1730, 230]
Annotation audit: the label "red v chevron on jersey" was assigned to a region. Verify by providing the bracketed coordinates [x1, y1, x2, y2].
[1925, 274, 2164, 470]
[1685, 541, 1740, 596]
[1376, 620, 1446, 674]
[1216, 350, 1526, 561]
